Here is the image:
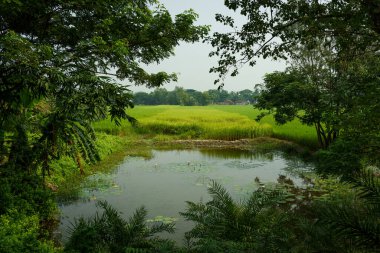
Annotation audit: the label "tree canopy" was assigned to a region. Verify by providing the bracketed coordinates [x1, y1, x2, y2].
[210, 0, 380, 85]
[133, 87, 258, 106]
[0, 0, 209, 172]
[0, 1, 209, 240]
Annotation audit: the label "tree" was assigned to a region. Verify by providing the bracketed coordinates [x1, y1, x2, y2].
[210, 0, 380, 86]
[207, 89, 229, 104]
[0, 0, 209, 243]
[151, 87, 169, 105]
[256, 41, 345, 148]
[133, 92, 152, 105]
[211, 0, 380, 149]
[238, 89, 256, 104]
[0, 0, 209, 174]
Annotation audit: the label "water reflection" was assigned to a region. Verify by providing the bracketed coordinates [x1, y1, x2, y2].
[198, 148, 276, 160]
[58, 148, 312, 245]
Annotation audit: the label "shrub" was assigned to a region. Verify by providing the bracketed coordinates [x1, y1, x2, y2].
[65, 201, 176, 253]
[0, 212, 56, 253]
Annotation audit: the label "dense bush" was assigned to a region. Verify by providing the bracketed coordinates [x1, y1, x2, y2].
[0, 212, 56, 253]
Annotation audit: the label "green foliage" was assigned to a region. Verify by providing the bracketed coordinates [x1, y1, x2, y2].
[1, 0, 208, 172]
[312, 168, 380, 252]
[0, 212, 56, 253]
[210, 0, 379, 85]
[210, 0, 380, 151]
[0, 169, 57, 219]
[315, 138, 362, 179]
[256, 68, 340, 148]
[133, 87, 258, 106]
[65, 201, 176, 253]
[1, 0, 207, 251]
[181, 181, 295, 252]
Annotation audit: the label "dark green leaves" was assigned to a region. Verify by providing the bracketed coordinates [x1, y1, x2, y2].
[0, 0, 208, 173]
[210, 0, 380, 85]
[66, 200, 175, 253]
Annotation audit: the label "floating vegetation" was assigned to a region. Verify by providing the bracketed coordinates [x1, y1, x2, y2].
[79, 173, 123, 200]
[146, 216, 178, 225]
[224, 160, 266, 170]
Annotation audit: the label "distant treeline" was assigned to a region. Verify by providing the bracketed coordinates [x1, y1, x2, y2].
[133, 87, 259, 106]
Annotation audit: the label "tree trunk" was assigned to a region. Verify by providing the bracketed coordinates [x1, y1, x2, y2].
[76, 153, 85, 175]
[315, 123, 324, 148]
[315, 122, 338, 149]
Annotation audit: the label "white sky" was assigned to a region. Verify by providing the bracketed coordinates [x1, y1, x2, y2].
[128, 0, 286, 92]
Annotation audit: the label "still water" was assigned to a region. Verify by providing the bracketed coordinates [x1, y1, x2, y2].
[58, 148, 312, 244]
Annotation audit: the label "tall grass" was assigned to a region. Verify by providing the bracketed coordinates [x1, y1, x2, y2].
[92, 106, 171, 135]
[135, 107, 273, 141]
[92, 105, 317, 148]
[209, 105, 318, 148]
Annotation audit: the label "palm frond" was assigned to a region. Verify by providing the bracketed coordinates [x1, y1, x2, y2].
[354, 168, 380, 206]
[66, 201, 177, 252]
[126, 206, 149, 240]
[316, 196, 380, 250]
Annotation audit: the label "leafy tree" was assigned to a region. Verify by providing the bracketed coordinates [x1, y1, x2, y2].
[207, 89, 229, 104]
[151, 87, 169, 105]
[210, 0, 380, 85]
[210, 0, 380, 154]
[254, 46, 341, 149]
[237, 89, 255, 104]
[0, 212, 55, 253]
[0, 0, 208, 174]
[0, 0, 208, 247]
[134, 92, 153, 105]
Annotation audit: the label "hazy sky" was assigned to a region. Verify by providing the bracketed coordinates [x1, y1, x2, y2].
[129, 0, 286, 92]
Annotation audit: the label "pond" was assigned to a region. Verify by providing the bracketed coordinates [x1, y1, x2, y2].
[58, 148, 313, 245]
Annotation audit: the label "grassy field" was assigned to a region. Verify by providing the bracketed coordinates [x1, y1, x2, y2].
[92, 105, 318, 148]
[209, 105, 317, 148]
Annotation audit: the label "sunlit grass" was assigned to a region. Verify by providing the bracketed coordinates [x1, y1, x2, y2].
[134, 107, 273, 141]
[92, 105, 318, 148]
[209, 105, 318, 148]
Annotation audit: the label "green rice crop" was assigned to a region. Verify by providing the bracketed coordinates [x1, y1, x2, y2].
[208, 105, 318, 148]
[134, 107, 273, 141]
[92, 105, 172, 135]
[92, 105, 318, 147]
